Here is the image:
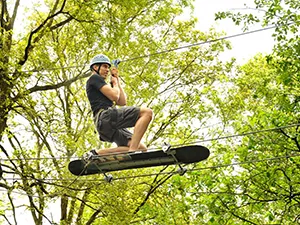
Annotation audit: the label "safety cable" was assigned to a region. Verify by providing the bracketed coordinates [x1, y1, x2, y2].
[0, 21, 296, 202]
[16, 23, 283, 74]
[2, 153, 300, 183]
[1, 123, 298, 198]
[0, 160, 112, 199]
[172, 123, 300, 148]
[0, 123, 299, 162]
[98, 153, 300, 182]
[120, 24, 281, 63]
[1, 152, 298, 199]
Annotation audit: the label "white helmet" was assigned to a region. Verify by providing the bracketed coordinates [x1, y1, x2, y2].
[89, 54, 111, 68]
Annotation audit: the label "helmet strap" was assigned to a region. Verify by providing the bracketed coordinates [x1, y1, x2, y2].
[91, 64, 102, 75]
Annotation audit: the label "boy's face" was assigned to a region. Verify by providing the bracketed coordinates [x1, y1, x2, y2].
[98, 64, 110, 79]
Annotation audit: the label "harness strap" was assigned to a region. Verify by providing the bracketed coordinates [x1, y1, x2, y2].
[94, 109, 104, 128]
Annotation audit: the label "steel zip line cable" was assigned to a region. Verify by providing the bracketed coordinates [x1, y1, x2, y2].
[3, 152, 300, 184]
[1, 123, 299, 162]
[16, 23, 286, 74]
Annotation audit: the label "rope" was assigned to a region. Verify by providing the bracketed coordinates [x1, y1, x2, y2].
[3, 153, 300, 183]
[16, 24, 283, 74]
[1, 123, 298, 162]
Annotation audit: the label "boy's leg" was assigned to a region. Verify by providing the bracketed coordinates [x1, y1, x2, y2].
[95, 142, 147, 155]
[93, 110, 151, 155]
[86, 107, 152, 158]
[95, 146, 129, 155]
[129, 108, 153, 151]
[82, 146, 129, 162]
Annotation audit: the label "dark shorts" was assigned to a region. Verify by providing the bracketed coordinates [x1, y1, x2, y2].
[95, 106, 140, 146]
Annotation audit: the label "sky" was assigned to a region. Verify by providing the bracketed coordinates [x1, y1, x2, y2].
[193, 0, 274, 63]
[4, 0, 276, 224]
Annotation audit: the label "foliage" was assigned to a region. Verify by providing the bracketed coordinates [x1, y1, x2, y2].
[215, 0, 300, 93]
[0, 0, 232, 224]
[190, 0, 300, 222]
[1, 0, 298, 224]
[189, 54, 300, 224]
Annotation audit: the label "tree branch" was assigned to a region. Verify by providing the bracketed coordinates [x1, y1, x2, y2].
[86, 209, 101, 225]
[9, 0, 20, 29]
[28, 194, 53, 225]
[76, 189, 92, 223]
[64, 193, 99, 212]
[0, 143, 18, 173]
[19, 0, 68, 65]
[218, 196, 257, 225]
[0, 163, 2, 177]
[134, 167, 174, 215]
[7, 190, 18, 225]
[0, 213, 13, 225]
[26, 70, 90, 93]
[0, 0, 8, 30]
[0, 182, 10, 189]
[60, 194, 68, 221]
[50, 16, 73, 30]
[50, 11, 95, 30]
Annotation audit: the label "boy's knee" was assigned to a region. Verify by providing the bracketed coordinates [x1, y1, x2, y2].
[141, 108, 153, 120]
[146, 108, 153, 119]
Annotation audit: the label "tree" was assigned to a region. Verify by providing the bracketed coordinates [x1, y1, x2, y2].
[0, 0, 232, 224]
[149, 53, 299, 224]
[215, 0, 300, 96]
[171, 0, 300, 222]
[198, 54, 300, 224]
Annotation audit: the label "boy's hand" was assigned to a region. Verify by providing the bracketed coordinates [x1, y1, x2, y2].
[111, 68, 119, 78]
[111, 76, 118, 86]
[110, 68, 119, 86]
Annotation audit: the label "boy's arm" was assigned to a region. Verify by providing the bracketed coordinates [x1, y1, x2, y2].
[111, 68, 127, 106]
[100, 82, 120, 102]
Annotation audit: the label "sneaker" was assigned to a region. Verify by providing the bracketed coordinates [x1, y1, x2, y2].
[82, 149, 98, 162]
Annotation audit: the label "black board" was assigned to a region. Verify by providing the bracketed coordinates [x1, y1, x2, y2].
[68, 145, 210, 176]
